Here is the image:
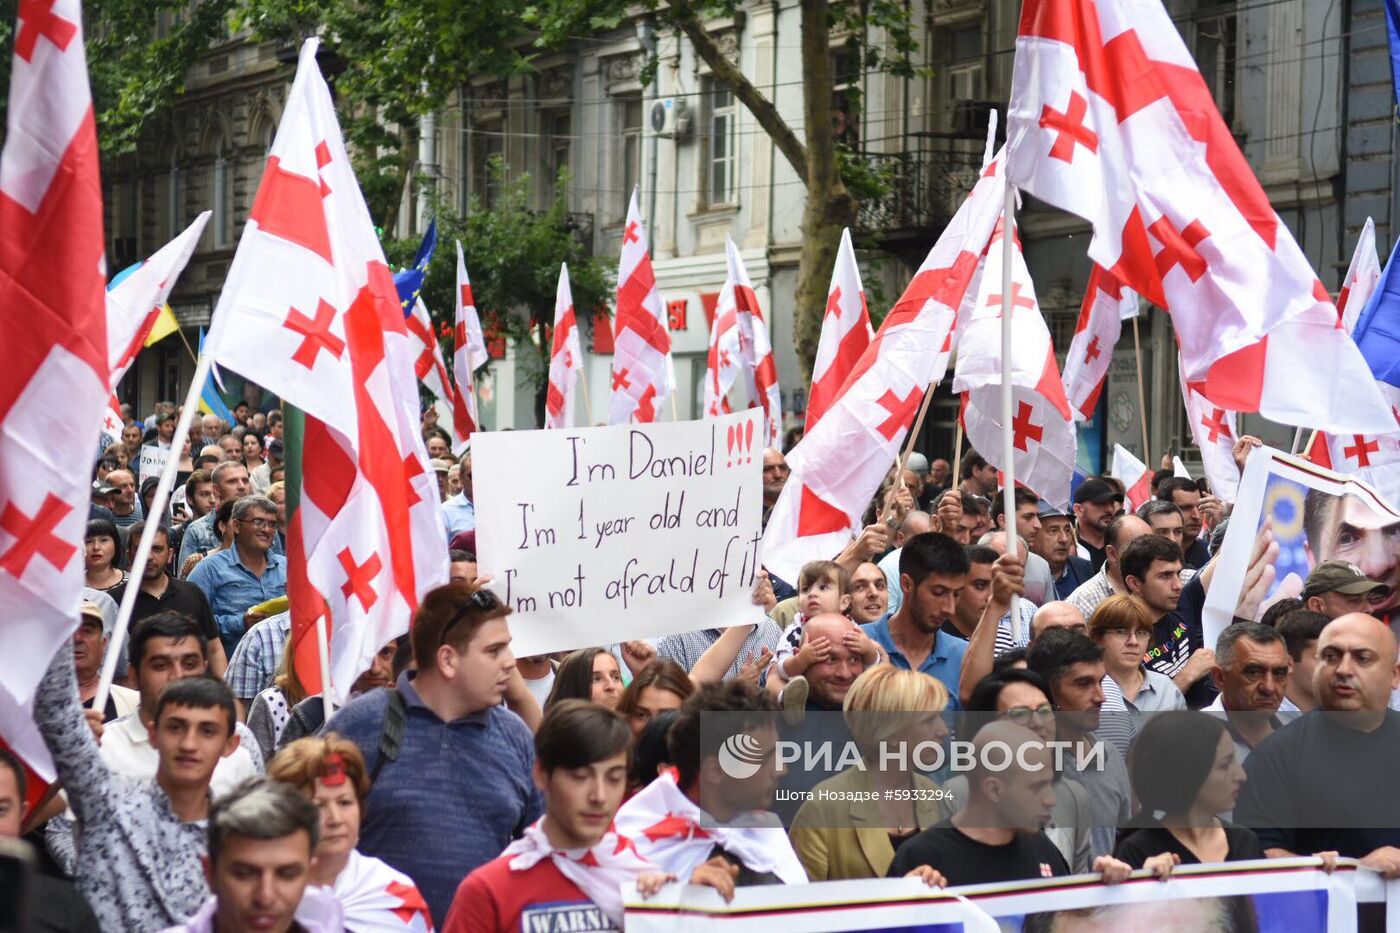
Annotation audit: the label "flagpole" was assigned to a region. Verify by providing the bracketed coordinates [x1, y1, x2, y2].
[1131, 316, 1151, 462]
[174, 323, 199, 366]
[1302, 428, 1321, 457]
[1000, 179, 1022, 644]
[1290, 426, 1308, 455]
[316, 615, 334, 723]
[887, 381, 938, 522]
[576, 364, 595, 426]
[95, 351, 215, 712]
[951, 416, 965, 494]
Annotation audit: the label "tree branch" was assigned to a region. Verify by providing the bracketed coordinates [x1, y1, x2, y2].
[668, 4, 809, 187]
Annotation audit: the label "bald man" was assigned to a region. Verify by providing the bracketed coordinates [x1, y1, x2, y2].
[800, 614, 871, 712]
[1235, 614, 1400, 873]
[1030, 602, 1088, 641]
[1066, 515, 1153, 619]
[888, 722, 1146, 886]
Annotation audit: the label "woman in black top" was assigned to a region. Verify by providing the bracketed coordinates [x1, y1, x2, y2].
[1116, 711, 1263, 867]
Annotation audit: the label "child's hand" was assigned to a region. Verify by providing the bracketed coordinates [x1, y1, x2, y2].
[791, 635, 832, 674]
[842, 628, 879, 666]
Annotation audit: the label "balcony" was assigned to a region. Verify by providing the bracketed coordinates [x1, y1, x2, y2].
[853, 139, 986, 255]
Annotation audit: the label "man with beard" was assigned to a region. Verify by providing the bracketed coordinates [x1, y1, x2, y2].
[1072, 479, 1122, 572]
[117, 521, 225, 676]
[1158, 476, 1223, 570]
[861, 533, 970, 708]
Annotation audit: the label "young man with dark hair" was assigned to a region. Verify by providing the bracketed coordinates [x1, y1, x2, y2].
[959, 451, 997, 497]
[324, 583, 544, 923]
[117, 522, 225, 676]
[1025, 630, 1132, 861]
[959, 490, 992, 542]
[861, 532, 972, 706]
[1275, 609, 1331, 712]
[0, 748, 100, 932]
[165, 778, 340, 933]
[35, 635, 243, 930]
[445, 701, 734, 932]
[1157, 475, 1221, 570]
[1119, 534, 1216, 707]
[615, 680, 807, 887]
[991, 487, 1042, 548]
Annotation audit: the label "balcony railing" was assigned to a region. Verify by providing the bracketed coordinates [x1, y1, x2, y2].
[854, 141, 986, 240]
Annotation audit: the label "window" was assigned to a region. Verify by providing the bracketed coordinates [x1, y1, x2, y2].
[1196, 3, 1238, 128]
[705, 80, 737, 206]
[543, 111, 571, 202]
[830, 49, 860, 149]
[212, 140, 232, 248]
[471, 124, 504, 209]
[618, 96, 643, 204]
[942, 24, 985, 131]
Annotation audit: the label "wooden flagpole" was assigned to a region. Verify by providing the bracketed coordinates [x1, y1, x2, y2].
[1131, 316, 1152, 462]
[1000, 178, 1023, 644]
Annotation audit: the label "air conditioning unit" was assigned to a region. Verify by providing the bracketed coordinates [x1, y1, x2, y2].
[649, 98, 692, 140]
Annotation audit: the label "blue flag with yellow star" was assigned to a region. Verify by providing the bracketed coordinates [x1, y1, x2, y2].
[393, 220, 437, 319]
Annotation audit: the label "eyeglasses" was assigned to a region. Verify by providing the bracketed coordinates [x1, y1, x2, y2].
[239, 517, 277, 530]
[1001, 704, 1055, 725]
[438, 588, 502, 649]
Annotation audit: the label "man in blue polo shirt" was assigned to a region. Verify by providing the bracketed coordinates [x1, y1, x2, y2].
[861, 532, 969, 710]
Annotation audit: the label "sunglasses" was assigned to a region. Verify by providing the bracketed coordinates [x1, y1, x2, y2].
[438, 588, 502, 649]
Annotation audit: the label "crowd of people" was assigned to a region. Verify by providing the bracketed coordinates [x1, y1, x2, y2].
[5, 400, 1399, 933]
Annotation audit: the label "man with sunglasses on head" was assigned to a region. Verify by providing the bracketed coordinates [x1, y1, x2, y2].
[325, 583, 544, 924]
[187, 496, 287, 657]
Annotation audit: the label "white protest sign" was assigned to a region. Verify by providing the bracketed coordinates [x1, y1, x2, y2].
[138, 444, 170, 483]
[473, 409, 766, 657]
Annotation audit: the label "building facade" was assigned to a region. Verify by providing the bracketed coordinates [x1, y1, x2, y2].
[104, 0, 1377, 473]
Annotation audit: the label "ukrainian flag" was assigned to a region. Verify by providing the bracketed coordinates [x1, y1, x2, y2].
[196, 328, 235, 422]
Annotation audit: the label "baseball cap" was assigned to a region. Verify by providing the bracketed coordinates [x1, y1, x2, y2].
[79, 600, 107, 635]
[429, 458, 452, 474]
[1302, 560, 1390, 598]
[1073, 477, 1122, 506]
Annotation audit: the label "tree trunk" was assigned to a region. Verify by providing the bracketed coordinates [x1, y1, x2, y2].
[792, 0, 857, 381]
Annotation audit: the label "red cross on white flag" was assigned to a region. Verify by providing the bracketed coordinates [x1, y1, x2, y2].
[953, 208, 1076, 509]
[1061, 265, 1136, 421]
[610, 188, 675, 424]
[203, 39, 447, 702]
[451, 240, 488, 451]
[704, 238, 782, 447]
[806, 228, 872, 433]
[1007, 0, 1394, 434]
[546, 263, 584, 429]
[1178, 356, 1241, 501]
[405, 296, 454, 417]
[1110, 443, 1153, 512]
[105, 213, 209, 385]
[760, 147, 1004, 584]
[0, 0, 108, 780]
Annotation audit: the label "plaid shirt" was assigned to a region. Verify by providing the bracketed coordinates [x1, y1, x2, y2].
[655, 620, 785, 680]
[223, 610, 291, 700]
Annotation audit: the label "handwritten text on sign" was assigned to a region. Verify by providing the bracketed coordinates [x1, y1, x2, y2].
[138, 444, 171, 483]
[473, 410, 765, 657]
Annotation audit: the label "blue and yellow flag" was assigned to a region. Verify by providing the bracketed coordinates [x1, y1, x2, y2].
[196, 328, 236, 422]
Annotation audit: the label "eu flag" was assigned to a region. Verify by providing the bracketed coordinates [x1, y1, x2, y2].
[1351, 234, 1400, 390]
[393, 220, 437, 318]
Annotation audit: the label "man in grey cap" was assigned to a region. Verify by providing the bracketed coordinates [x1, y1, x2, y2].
[1303, 560, 1391, 620]
[1035, 500, 1095, 600]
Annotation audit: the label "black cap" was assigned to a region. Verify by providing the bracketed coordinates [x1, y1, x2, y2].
[1074, 477, 1123, 506]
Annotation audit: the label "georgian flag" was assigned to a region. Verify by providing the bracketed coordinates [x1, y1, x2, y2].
[704, 238, 782, 447]
[806, 228, 872, 432]
[1061, 265, 1135, 421]
[610, 188, 675, 424]
[0, 0, 109, 781]
[451, 241, 488, 451]
[204, 39, 447, 701]
[1111, 443, 1152, 512]
[1179, 357, 1241, 501]
[105, 213, 208, 385]
[333, 850, 433, 931]
[1007, 0, 1394, 433]
[405, 297, 454, 415]
[953, 215, 1076, 509]
[545, 263, 583, 429]
[760, 153, 1004, 583]
[1338, 217, 1381, 333]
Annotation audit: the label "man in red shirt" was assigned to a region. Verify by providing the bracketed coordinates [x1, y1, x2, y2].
[442, 701, 733, 932]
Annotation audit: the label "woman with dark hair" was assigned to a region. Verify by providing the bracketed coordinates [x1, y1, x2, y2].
[544, 647, 624, 711]
[1116, 711, 1264, 867]
[242, 431, 266, 474]
[627, 709, 678, 796]
[616, 660, 693, 737]
[84, 518, 126, 592]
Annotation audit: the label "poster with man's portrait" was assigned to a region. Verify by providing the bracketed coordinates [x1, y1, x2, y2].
[1203, 448, 1400, 649]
